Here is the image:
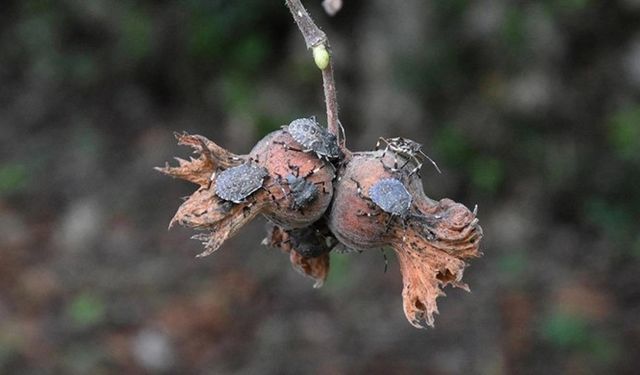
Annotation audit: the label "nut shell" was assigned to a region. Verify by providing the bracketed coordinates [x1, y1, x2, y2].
[250, 130, 335, 229]
[328, 150, 405, 250]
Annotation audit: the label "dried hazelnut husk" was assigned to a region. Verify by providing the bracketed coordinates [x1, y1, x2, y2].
[157, 130, 335, 256]
[263, 222, 336, 288]
[328, 150, 483, 327]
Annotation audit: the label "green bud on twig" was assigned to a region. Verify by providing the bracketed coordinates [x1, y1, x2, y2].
[312, 45, 330, 70]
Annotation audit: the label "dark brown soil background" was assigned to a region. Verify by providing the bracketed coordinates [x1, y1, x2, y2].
[1, 1, 639, 373]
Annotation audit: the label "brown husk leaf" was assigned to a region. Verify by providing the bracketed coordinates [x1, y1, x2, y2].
[263, 224, 330, 288]
[392, 199, 482, 328]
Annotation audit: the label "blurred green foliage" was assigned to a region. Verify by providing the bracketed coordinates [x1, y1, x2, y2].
[545, 0, 591, 13]
[469, 156, 505, 193]
[0, 328, 21, 370]
[608, 106, 640, 161]
[542, 312, 620, 365]
[67, 293, 106, 328]
[325, 252, 352, 289]
[497, 251, 528, 280]
[633, 235, 640, 259]
[501, 7, 526, 53]
[542, 312, 589, 349]
[433, 127, 473, 166]
[255, 114, 285, 138]
[0, 163, 29, 196]
[584, 198, 635, 247]
[117, 5, 152, 63]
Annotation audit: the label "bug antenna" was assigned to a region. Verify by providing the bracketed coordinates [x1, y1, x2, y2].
[419, 150, 442, 174]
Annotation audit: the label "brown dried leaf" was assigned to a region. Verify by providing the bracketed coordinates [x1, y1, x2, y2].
[155, 133, 244, 187]
[263, 223, 293, 252]
[289, 251, 329, 288]
[174, 132, 243, 168]
[188, 201, 265, 257]
[263, 223, 331, 288]
[169, 186, 235, 229]
[392, 200, 482, 328]
[168, 182, 268, 256]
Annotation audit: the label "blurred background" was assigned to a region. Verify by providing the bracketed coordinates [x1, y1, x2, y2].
[1, 0, 639, 373]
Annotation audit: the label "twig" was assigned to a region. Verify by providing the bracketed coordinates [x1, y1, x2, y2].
[286, 0, 327, 48]
[285, 0, 341, 146]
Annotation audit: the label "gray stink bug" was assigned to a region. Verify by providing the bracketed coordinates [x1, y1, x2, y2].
[215, 162, 268, 204]
[285, 173, 319, 210]
[376, 137, 441, 175]
[368, 178, 412, 217]
[283, 118, 341, 160]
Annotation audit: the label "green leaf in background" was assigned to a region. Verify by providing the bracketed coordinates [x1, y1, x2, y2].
[542, 312, 620, 365]
[608, 106, 640, 161]
[501, 7, 526, 52]
[229, 35, 269, 75]
[470, 156, 505, 193]
[583, 198, 634, 241]
[542, 312, 589, 349]
[117, 5, 152, 63]
[67, 293, 106, 327]
[325, 252, 351, 289]
[188, 12, 224, 60]
[587, 333, 621, 366]
[633, 234, 640, 259]
[433, 126, 473, 165]
[0, 163, 29, 196]
[497, 251, 528, 279]
[221, 73, 253, 113]
[544, 0, 591, 14]
[254, 114, 283, 138]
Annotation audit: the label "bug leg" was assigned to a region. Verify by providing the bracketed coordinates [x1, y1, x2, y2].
[356, 209, 381, 217]
[262, 172, 288, 207]
[312, 181, 328, 194]
[375, 137, 384, 151]
[273, 141, 305, 153]
[392, 153, 398, 171]
[242, 203, 252, 218]
[350, 177, 382, 218]
[304, 163, 326, 178]
[383, 214, 395, 233]
[261, 185, 282, 208]
[287, 161, 300, 177]
[350, 178, 368, 200]
[381, 248, 388, 273]
[377, 137, 392, 153]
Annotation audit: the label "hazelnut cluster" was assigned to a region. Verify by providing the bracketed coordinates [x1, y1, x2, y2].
[158, 118, 482, 328]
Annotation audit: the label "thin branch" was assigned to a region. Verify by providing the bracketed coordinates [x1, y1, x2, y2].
[285, 0, 341, 147]
[322, 63, 340, 143]
[285, 0, 326, 48]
